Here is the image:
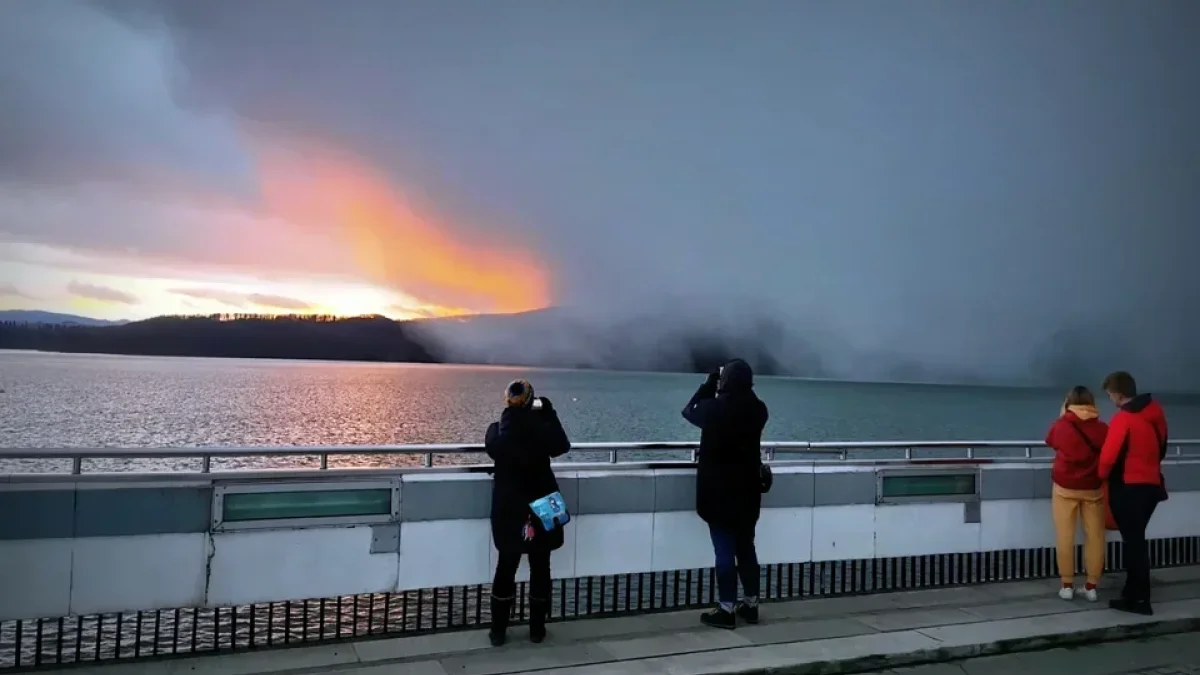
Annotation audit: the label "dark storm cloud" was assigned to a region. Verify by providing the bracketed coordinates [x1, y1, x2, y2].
[8, 0, 1200, 387]
[0, 0, 253, 191]
[67, 281, 139, 305]
[0, 0, 263, 269]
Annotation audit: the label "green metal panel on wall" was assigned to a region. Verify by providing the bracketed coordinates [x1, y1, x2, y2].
[880, 473, 977, 499]
[222, 488, 392, 523]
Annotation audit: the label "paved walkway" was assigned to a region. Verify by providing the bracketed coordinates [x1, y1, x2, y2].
[886, 630, 1200, 675]
[73, 566, 1200, 675]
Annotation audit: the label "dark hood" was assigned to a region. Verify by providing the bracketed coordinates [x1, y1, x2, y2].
[1121, 393, 1155, 413]
[718, 358, 754, 393]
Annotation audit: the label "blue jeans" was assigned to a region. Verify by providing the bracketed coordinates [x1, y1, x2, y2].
[709, 525, 759, 606]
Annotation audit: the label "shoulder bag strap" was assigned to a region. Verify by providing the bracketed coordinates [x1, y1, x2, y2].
[1066, 421, 1100, 454]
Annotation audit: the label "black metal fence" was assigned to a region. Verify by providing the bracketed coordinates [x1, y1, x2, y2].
[3, 536, 1198, 670]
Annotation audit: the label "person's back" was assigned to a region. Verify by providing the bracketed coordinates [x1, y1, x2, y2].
[484, 380, 570, 646]
[1098, 371, 1168, 616]
[1044, 386, 1108, 602]
[1046, 403, 1108, 492]
[682, 358, 769, 629]
[694, 377, 768, 528]
[489, 406, 563, 514]
[1102, 394, 1167, 488]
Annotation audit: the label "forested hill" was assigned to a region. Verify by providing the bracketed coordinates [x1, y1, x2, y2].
[0, 314, 438, 364]
[0, 313, 776, 374]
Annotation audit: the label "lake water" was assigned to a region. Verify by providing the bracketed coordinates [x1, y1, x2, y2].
[4, 351, 1197, 666]
[3, 351, 1199, 469]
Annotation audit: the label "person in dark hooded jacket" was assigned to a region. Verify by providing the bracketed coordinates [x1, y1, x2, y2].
[682, 358, 770, 629]
[485, 379, 571, 646]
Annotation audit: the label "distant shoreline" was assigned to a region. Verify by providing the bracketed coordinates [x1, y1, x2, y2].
[9, 346, 1184, 396]
[0, 312, 756, 379]
[3, 314, 1195, 395]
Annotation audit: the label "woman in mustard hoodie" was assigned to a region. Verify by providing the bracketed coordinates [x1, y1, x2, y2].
[1044, 386, 1109, 601]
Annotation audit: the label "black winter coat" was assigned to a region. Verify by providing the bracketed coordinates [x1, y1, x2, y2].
[682, 364, 769, 532]
[485, 403, 571, 554]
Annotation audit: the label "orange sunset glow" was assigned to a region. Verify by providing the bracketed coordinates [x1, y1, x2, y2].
[255, 140, 553, 317]
[0, 137, 555, 322]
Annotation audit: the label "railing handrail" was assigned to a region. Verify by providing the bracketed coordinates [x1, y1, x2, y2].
[2, 439, 1199, 457]
[0, 439, 1197, 475]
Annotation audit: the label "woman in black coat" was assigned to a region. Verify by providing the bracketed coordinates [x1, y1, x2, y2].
[485, 379, 571, 646]
[682, 358, 769, 629]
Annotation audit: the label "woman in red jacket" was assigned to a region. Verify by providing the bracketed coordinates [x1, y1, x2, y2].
[1044, 386, 1108, 602]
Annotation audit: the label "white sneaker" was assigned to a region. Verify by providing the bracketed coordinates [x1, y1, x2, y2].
[1058, 586, 1075, 600]
[1083, 587, 1098, 602]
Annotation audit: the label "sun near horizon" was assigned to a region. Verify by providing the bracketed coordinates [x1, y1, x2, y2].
[0, 256, 546, 324]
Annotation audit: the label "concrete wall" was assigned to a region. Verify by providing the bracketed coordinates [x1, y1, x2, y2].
[2, 461, 1199, 621]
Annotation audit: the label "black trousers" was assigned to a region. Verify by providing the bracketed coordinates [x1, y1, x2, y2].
[492, 549, 552, 601]
[1109, 483, 1160, 603]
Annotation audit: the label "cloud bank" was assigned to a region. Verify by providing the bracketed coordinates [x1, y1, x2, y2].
[2, 0, 1198, 388]
[170, 288, 313, 311]
[68, 281, 138, 305]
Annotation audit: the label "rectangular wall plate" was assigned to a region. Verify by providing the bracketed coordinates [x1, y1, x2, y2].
[370, 524, 400, 554]
[963, 500, 981, 524]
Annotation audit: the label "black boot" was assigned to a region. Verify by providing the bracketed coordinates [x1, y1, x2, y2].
[701, 606, 736, 629]
[529, 598, 549, 643]
[735, 600, 760, 625]
[1108, 598, 1154, 616]
[489, 596, 513, 647]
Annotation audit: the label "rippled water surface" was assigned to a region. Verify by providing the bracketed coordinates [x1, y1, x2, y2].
[2, 351, 1199, 667]
[3, 351, 1200, 451]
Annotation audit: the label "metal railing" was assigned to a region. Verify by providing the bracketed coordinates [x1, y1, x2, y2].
[3, 536, 1200, 670]
[0, 439, 1197, 476]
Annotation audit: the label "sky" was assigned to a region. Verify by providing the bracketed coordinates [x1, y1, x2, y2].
[1, 0, 1198, 386]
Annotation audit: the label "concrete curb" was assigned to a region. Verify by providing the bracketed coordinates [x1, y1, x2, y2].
[754, 616, 1200, 675]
